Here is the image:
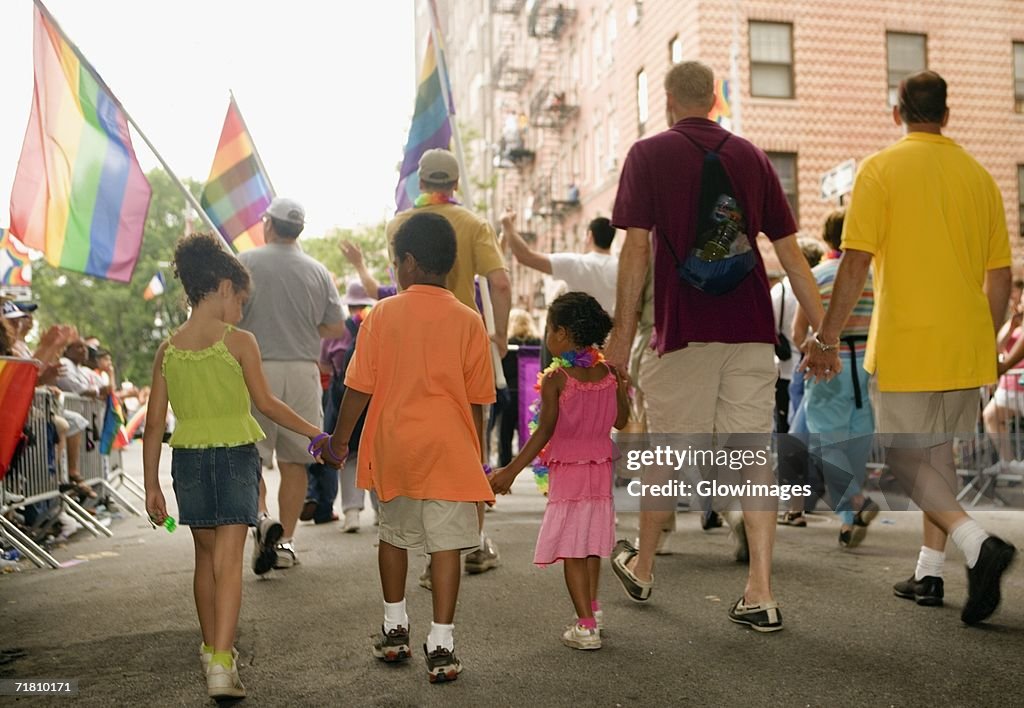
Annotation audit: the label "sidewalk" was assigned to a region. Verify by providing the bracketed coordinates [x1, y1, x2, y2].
[1, 445, 1022, 706]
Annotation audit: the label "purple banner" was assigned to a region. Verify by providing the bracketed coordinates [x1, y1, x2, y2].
[517, 346, 541, 445]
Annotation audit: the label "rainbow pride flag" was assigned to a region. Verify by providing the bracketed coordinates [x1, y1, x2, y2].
[0, 228, 32, 287]
[9, 2, 152, 284]
[708, 79, 732, 128]
[99, 393, 127, 456]
[200, 96, 274, 253]
[395, 32, 453, 212]
[0, 358, 38, 481]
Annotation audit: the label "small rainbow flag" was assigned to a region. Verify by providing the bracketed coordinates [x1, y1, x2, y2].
[708, 79, 732, 127]
[395, 31, 453, 212]
[8, 2, 152, 284]
[200, 96, 275, 253]
[143, 271, 164, 300]
[99, 393, 127, 456]
[0, 228, 32, 287]
[0, 358, 39, 481]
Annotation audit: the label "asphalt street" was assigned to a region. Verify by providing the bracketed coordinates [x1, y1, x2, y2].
[2, 445, 1023, 707]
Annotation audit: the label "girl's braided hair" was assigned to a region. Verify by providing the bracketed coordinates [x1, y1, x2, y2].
[547, 291, 613, 348]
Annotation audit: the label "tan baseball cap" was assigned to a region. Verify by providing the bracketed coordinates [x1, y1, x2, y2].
[419, 149, 459, 185]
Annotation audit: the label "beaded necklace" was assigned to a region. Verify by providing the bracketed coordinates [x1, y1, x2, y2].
[528, 346, 605, 494]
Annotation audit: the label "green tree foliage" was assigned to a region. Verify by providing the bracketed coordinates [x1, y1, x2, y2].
[30, 169, 198, 385]
[303, 222, 390, 284]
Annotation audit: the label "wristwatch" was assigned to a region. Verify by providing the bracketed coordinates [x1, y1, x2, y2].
[812, 332, 840, 353]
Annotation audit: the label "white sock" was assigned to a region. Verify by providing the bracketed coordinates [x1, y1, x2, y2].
[280, 537, 292, 545]
[383, 600, 408, 631]
[915, 546, 945, 580]
[950, 519, 990, 568]
[426, 622, 454, 652]
[480, 531, 487, 549]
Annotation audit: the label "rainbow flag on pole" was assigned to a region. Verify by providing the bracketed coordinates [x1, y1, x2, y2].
[8, 1, 152, 284]
[200, 96, 275, 253]
[395, 33, 453, 212]
[0, 228, 32, 287]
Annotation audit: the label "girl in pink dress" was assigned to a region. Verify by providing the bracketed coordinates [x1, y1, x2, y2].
[490, 292, 629, 651]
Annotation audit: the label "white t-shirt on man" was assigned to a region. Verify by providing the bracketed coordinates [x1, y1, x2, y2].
[548, 251, 618, 316]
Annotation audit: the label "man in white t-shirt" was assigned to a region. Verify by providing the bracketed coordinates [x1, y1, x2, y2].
[501, 210, 618, 315]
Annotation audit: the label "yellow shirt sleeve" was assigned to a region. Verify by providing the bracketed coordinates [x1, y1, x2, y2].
[841, 164, 885, 256]
[472, 220, 506, 277]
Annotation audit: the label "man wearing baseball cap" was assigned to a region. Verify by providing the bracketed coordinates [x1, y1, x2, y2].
[385, 148, 512, 579]
[238, 196, 346, 574]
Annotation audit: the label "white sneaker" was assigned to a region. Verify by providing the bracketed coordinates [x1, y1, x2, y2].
[341, 509, 360, 533]
[723, 511, 748, 563]
[561, 623, 601, 650]
[206, 660, 245, 698]
[273, 541, 299, 569]
[199, 644, 238, 672]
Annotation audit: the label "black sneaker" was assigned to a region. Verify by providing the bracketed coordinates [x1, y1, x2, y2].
[609, 539, 652, 603]
[961, 536, 1017, 625]
[424, 643, 462, 683]
[728, 597, 783, 633]
[251, 515, 283, 576]
[372, 624, 411, 663]
[892, 574, 944, 606]
[701, 509, 724, 531]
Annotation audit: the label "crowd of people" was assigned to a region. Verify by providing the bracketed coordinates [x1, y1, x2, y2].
[1, 297, 149, 540]
[3, 59, 1018, 702]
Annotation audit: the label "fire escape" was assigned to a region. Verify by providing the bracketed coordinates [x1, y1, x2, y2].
[525, 0, 579, 236]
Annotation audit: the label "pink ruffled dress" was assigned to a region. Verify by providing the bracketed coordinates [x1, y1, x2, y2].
[533, 366, 617, 567]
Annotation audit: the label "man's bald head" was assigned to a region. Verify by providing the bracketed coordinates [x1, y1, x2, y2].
[897, 70, 948, 125]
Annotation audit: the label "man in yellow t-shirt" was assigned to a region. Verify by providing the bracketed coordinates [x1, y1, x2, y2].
[804, 71, 1016, 626]
[385, 148, 512, 579]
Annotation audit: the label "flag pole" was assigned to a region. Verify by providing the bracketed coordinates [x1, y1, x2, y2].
[31, 0, 228, 250]
[426, 0, 507, 389]
[229, 90, 277, 197]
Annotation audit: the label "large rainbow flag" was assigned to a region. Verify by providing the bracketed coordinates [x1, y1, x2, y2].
[395, 32, 453, 212]
[0, 228, 32, 287]
[200, 96, 275, 253]
[0, 358, 38, 481]
[8, 2, 152, 284]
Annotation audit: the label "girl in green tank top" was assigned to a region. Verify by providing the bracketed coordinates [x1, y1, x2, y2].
[142, 233, 327, 700]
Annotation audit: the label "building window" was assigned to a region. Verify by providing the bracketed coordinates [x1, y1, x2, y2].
[669, 35, 683, 64]
[1019, 165, 1024, 236]
[749, 21, 793, 98]
[1015, 42, 1024, 113]
[887, 32, 927, 105]
[768, 152, 798, 220]
[637, 69, 649, 135]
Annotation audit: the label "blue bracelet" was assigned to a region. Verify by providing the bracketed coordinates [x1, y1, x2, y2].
[321, 435, 346, 464]
[483, 463, 493, 476]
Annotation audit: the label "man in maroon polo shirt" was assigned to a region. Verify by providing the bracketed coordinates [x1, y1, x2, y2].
[605, 61, 824, 632]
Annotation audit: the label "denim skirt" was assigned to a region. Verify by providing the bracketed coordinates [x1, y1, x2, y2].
[171, 444, 261, 527]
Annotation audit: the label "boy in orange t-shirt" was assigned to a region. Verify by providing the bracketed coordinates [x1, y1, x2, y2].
[326, 212, 495, 684]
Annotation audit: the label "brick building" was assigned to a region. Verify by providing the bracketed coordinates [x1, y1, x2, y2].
[423, 0, 1024, 310]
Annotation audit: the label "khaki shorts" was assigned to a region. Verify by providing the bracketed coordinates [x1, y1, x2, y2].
[252, 361, 322, 465]
[378, 497, 480, 554]
[639, 342, 775, 435]
[869, 377, 980, 447]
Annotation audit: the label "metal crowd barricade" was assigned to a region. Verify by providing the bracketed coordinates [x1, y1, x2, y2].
[60, 393, 144, 518]
[0, 389, 62, 568]
[955, 374, 1024, 506]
